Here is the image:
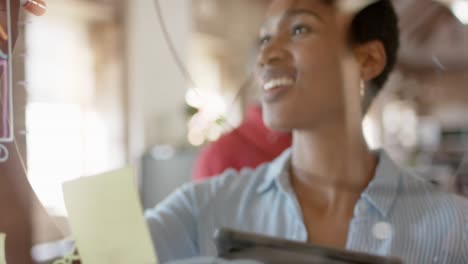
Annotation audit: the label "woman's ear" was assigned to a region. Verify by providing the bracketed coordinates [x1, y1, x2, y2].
[354, 40, 387, 82]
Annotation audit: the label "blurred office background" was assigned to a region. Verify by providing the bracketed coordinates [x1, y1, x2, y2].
[3, 0, 468, 245]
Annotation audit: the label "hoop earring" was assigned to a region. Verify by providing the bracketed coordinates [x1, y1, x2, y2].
[360, 79, 365, 97]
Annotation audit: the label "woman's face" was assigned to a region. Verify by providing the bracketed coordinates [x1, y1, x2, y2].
[255, 0, 359, 131]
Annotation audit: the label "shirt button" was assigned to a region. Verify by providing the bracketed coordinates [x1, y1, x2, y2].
[372, 222, 392, 240]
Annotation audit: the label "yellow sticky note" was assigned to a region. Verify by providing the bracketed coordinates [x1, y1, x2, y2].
[63, 167, 158, 264]
[0, 233, 6, 264]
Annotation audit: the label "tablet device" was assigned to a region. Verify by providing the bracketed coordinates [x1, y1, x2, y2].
[214, 228, 403, 264]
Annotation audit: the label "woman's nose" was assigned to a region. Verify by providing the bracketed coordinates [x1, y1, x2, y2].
[257, 37, 289, 68]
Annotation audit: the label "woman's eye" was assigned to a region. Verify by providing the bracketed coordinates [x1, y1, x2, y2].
[259, 35, 271, 46]
[292, 25, 310, 36]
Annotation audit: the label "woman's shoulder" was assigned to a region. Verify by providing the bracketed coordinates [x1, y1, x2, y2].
[190, 148, 291, 202]
[392, 170, 467, 258]
[189, 162, 272, 203]
[399, 169, 468, 230]
[155, 146, 291, 216]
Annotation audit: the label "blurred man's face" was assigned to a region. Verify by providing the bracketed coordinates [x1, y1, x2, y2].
[0, 0, 21, 54]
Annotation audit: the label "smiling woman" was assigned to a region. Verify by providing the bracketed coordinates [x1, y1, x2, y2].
[144, 1, 468, 263]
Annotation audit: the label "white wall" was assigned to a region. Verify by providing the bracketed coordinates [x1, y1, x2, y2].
[126, 0, 192, 164]
[26, 0, 127, 216]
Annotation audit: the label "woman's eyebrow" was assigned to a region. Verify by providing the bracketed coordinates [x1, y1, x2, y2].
[282, 8, 324, 23]
[259, 8, 323, 34]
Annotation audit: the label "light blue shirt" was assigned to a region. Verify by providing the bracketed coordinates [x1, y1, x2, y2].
[145, 149, 468, 264]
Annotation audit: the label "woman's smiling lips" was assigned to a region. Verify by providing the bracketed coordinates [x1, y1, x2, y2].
[261, 68, 297, 103]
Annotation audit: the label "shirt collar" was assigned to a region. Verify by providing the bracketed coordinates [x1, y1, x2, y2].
[256, 148, 292, 193]
[257, 148, 402, 217]
[361, 151, 402, 217]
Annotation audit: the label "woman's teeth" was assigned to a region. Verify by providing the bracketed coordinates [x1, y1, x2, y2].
[263, 78, 294, 90]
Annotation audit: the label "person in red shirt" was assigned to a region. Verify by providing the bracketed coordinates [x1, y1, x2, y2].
[193, 104, 292, 181]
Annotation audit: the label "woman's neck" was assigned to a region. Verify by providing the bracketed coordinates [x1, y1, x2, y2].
[290, 120, 377, 214]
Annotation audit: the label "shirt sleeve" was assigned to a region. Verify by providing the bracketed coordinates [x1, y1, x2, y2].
[145, 184, 199, 263]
